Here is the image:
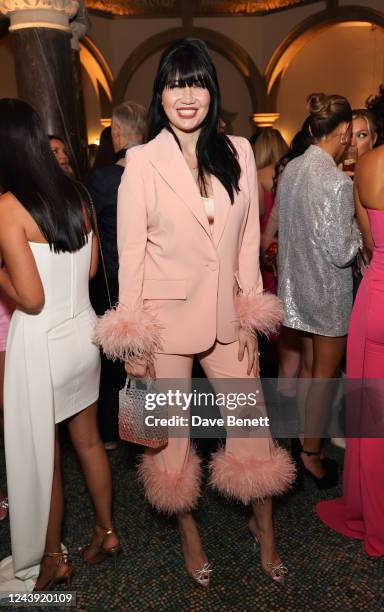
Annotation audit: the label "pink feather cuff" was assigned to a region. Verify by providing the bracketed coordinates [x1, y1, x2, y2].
[235, 291, 283, 337]
[93, 304, 163, 362]
[138, 447, 202, 514]
[209, 444, 296, 505]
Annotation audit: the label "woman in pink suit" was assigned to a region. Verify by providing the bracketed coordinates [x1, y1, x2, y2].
[317, 145, 384, 556]
[95, 38, 295, 586]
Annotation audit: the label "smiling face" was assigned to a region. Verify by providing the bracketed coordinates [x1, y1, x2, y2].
[161, 78, 211, 136]
[351, 116, 375, 158]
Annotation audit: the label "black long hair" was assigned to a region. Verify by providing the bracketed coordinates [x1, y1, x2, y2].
[148, 38, 240, 203]
[0, 98, 92, 253]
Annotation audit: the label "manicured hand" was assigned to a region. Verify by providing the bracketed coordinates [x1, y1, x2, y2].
[125, 357, 156, 379]
[238, 328, 260, 377]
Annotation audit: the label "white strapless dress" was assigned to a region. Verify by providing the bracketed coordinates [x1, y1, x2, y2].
[0, 235, 100, 593]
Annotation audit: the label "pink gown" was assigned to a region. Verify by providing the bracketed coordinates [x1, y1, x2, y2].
[317, 209, 384, 557]
[260, 191, 277, 295]
[0, 291, 13, 352]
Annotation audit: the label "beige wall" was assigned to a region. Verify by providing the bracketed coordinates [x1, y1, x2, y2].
[86, 0, 384, 140]
[1, 1, 384, 144]
[86, 0, 384, 80]
[194, 2, 324, 73]
[87, 2, 324, 79]
[86, 1, 324, 139]
[89, 16, 181, 77]
[275, 21, 384, 142]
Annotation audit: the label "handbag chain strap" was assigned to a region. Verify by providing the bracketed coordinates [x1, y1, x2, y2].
[84, 187, 113, 310]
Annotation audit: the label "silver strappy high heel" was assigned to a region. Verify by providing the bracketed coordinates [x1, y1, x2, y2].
[252, 535, 288, 585]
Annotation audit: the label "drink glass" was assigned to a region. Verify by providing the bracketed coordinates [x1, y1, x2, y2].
[342, 145, 358, 174]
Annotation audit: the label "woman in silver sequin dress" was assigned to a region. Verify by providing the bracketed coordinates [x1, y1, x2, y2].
[277, 93, 361, 487]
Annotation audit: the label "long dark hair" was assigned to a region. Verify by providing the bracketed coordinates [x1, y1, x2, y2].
[0, 98, 92, 253]
[148, 38, 240, 203]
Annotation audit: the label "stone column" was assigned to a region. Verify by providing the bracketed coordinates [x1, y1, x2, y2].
[70, 0, 90, 177]
[0, 0, 87, 178]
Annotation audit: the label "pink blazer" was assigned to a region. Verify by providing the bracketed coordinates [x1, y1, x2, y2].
[95, 129, 282, 361]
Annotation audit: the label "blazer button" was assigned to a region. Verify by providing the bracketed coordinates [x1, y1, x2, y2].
[209, 262, 218, 271]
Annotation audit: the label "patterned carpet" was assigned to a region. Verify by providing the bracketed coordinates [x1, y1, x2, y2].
[0, 437, 383, 612]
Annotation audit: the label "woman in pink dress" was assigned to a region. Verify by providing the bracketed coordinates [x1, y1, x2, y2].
[253, 128, 288, 295]
[252, 129, 288, 375]
[0, 291, 13, 520]
[317, 144, 384, 556]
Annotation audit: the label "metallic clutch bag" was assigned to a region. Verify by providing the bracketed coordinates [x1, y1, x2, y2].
[119, 378, 168, 448]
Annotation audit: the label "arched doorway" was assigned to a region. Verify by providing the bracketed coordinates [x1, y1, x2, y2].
[80, 36, 114, 143]
[264, 5, 384, 142]
[265, 5, 384, 102]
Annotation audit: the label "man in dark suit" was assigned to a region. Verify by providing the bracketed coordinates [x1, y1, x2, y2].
[88, 101, 147, 449]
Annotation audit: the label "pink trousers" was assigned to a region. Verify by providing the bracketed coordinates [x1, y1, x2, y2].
[138, 340, 296, 514]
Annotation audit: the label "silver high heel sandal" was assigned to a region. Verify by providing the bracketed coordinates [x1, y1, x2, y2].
[252, 535, 288, 585]
[190, 562, 212, 588]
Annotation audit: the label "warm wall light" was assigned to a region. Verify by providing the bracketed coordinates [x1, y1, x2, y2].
[87, 133, 101, 145]
[338, 22, 373, 28]
[252, 113, 280, 127]
[100, 117, 112, 127]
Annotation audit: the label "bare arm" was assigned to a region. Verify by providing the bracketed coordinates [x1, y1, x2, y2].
[260, 201, 278, 252]
[89, 233, 99, 279]
[0, 197, 44, 313]
[354, 178, 374, 258]
[257, 175, 265, 218]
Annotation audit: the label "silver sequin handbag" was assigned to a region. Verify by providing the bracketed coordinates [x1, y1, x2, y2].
[118, 378, 168, 448]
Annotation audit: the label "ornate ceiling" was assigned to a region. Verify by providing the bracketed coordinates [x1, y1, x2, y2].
[86, 0, 321, 18]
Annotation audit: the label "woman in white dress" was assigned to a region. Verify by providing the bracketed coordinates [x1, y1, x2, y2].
[0, 99, 119, 592]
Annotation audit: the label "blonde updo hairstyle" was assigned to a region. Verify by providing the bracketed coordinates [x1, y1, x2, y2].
[253, 127, 289, 170]
[307, 93, 352, 139]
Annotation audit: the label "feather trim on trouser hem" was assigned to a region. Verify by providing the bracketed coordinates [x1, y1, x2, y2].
[92, 303, 163, 364]
[209, 444, 296, 505]
[137, 447, 202, 514]
[235, 291, 284, 337]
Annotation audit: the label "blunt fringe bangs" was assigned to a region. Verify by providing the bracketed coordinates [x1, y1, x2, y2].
[148, 38, 240, 203]
[0, 98, 92, 253]
[157, 43, 214, 92]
